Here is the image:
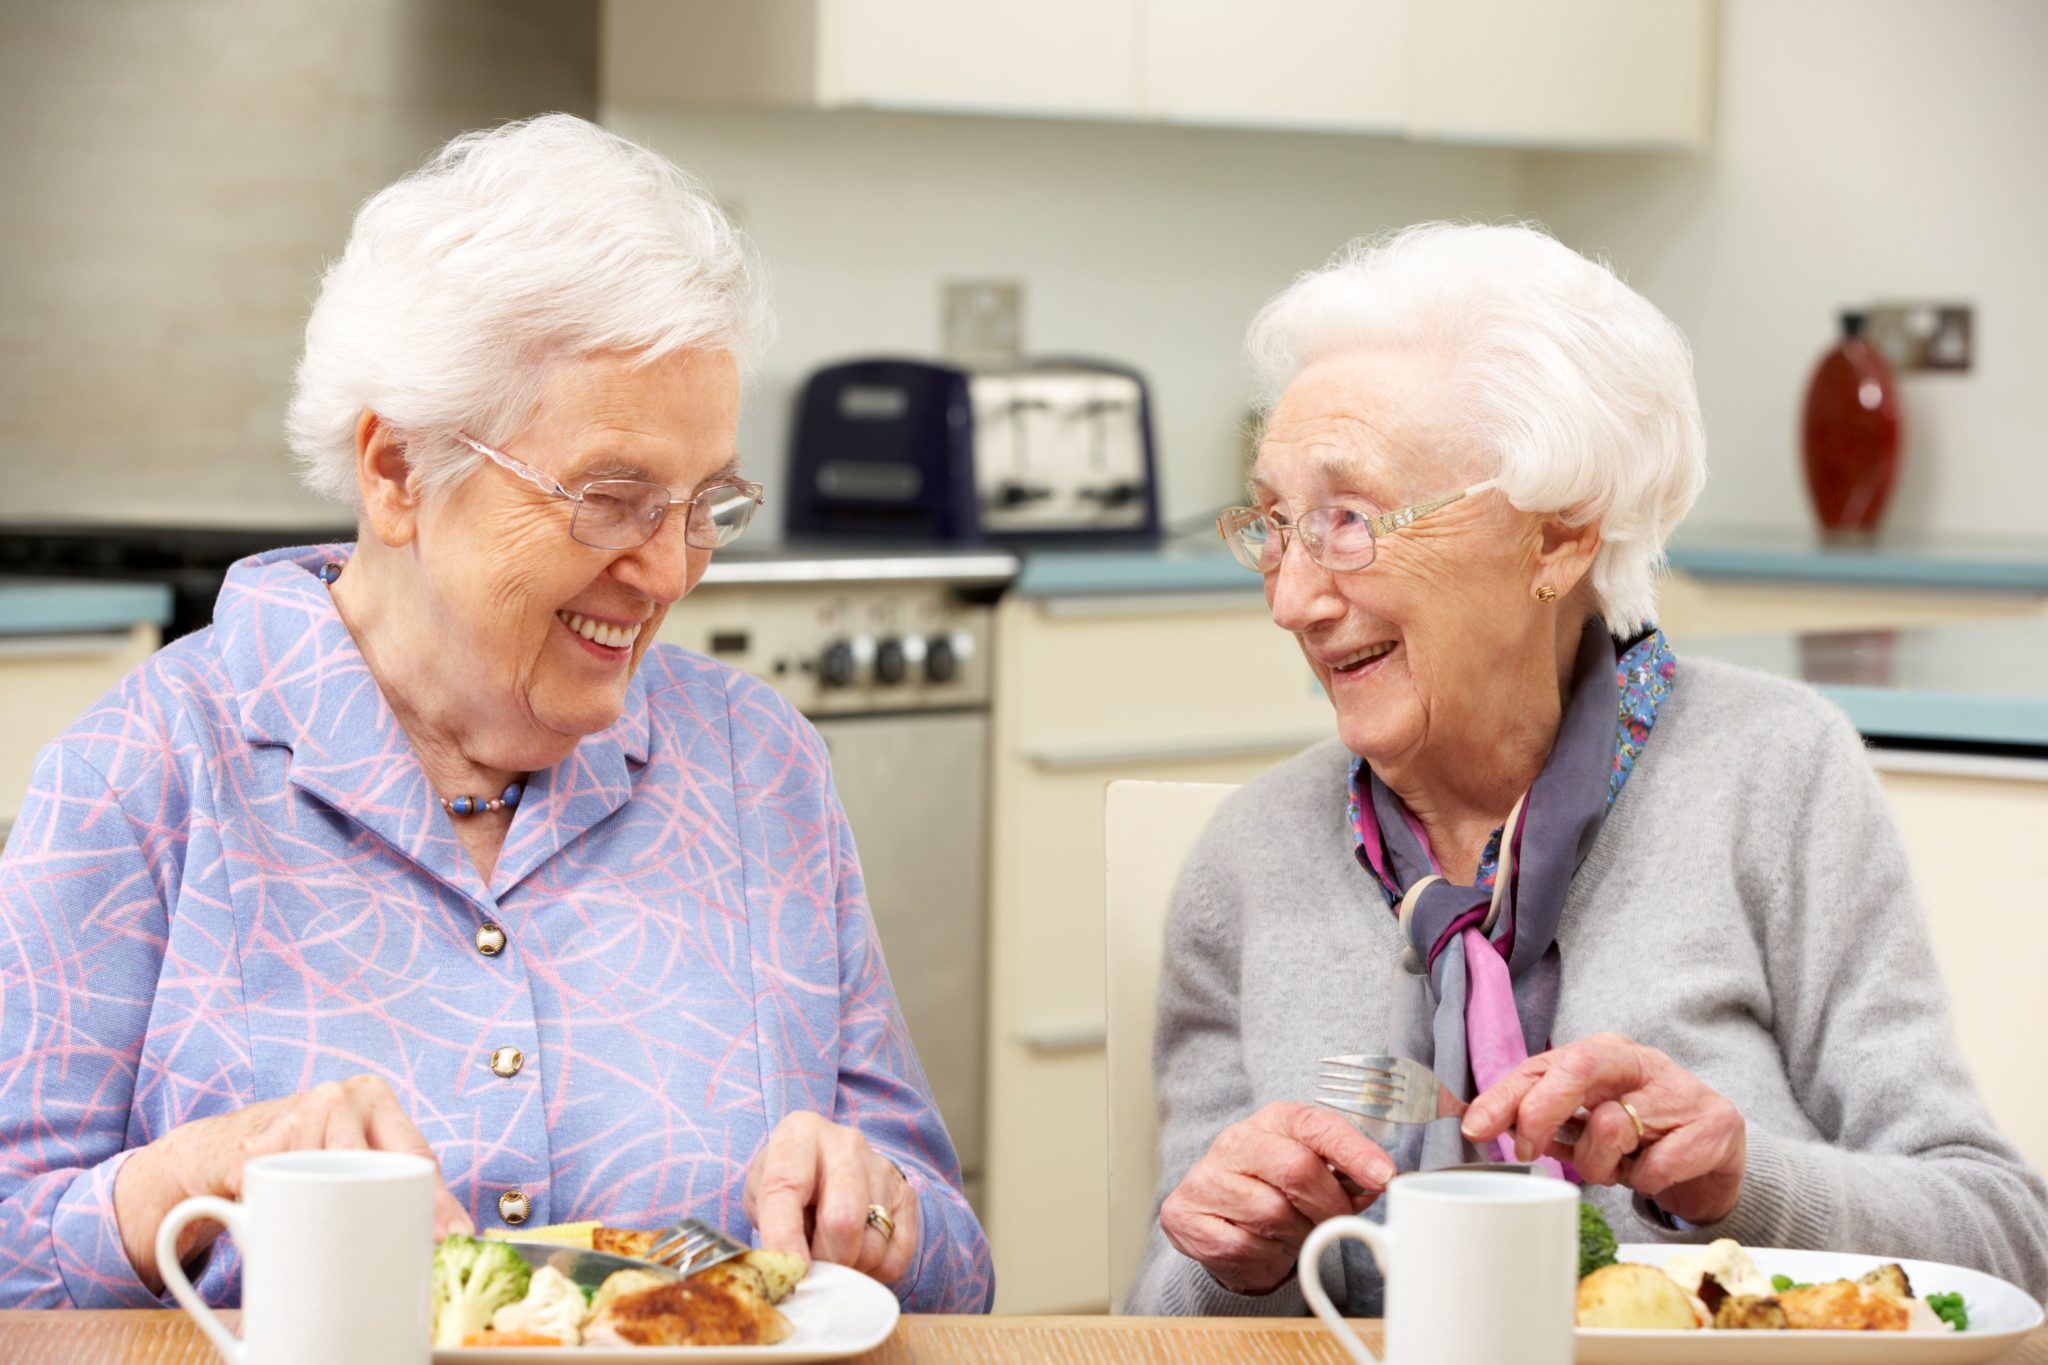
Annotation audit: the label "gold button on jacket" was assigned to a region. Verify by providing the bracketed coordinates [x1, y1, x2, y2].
[475, 922, 506, 956]
[498, 1189, 530, 1225]
[490, 1046, 524, 1078]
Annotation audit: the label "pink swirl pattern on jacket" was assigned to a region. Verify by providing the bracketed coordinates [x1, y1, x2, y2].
[0, 545, 994, 1312]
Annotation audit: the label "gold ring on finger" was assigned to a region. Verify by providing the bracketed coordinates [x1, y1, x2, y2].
[1620, 1100, 1648, 1143]
[865, 1203, 895, 1242]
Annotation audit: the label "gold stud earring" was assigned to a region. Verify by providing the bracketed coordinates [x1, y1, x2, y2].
[1534, 585, 1558, 603]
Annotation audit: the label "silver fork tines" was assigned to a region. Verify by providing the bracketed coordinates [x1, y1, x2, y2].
[1316, 1054, 1446, 1125]
[644, 1218, 748, 1277]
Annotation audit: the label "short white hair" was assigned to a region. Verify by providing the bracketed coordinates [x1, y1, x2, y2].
[288, 114, 771, 505]
[1246, 221, 1705, 635]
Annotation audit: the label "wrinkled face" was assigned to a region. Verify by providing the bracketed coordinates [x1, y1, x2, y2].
[410, 348, 741, 746]
[1254, 349, 1547, 770]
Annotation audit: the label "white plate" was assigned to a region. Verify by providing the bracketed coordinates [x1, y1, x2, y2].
[434, 1262, 901, 1364]
[1575, 1244, 2044, 1365]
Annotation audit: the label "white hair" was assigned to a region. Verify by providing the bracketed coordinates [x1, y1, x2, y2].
[1245, 221, 1705, 635]
[288, 114, 771, 505]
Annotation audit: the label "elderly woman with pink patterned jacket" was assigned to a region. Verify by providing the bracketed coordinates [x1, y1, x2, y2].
[0, 115, 991, 1313]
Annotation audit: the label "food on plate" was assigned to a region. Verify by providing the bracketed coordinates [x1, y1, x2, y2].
[1573, 1236, 1969, 1334]
[1780, 1278, 1912, 1331]
[590, 1268, 672, 1319]
[461, 1330, 569, 1347]
[1579, 1201, 1619, 1280]
[585, 1274, 793, 1347]
[1576, 1263, 1702, 1330]
[1665, 1240, 1772, 1300]
[488, 1265, 588, 1346]
[431, 1234, 534, 1348]
[432, 1226, 807, 1349]
[507, 1220, 602, 1250]
[1928, 1291, 1970, 1330]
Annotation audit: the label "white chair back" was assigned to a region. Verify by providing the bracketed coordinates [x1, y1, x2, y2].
[1104, 778, 1238, 1313]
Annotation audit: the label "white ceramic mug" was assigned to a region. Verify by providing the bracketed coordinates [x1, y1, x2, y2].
[157, 1149, 437, 1365]
[1299, 1169, 1578, 1365]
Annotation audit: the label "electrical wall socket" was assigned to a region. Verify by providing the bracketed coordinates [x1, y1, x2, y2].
[942, 280, 1023, 366]
[1862, 303, 1973, 373]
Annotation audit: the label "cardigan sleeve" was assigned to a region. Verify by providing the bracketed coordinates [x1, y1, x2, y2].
[0, 743, 182, 1308]
[1676, 705, 2048, 1298]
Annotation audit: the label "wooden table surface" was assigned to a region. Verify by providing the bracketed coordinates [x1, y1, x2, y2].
[4, 1313, 2048, 1364]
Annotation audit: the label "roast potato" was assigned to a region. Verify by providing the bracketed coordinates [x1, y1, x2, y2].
[1576, 1263, 1702, 1330]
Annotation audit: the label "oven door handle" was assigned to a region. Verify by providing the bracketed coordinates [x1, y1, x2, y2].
[1023, 729, 1328, 771]
[1014, 1021, 1108, 1055]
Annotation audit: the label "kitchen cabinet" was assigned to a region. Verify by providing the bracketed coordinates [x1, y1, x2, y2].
[1875, 754, 2048, 1181]
[603, 0, 1715, 149]
[981, 588, 1332, 1313]
[0, 625, 160, 844]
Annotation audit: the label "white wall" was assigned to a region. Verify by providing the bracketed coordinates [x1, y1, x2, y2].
[600, 106, 1527, 538]
[0, 0, 596, 529]
[1526, 0, 2048, 539]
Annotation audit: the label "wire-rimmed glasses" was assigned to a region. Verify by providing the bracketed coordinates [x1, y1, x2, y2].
[455, 432, 764, 552]
[1215, 481, 1494, 574]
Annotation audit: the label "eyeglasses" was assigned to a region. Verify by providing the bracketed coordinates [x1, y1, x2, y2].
[1216, 481, 1494, 574]
[455, 432, 764, 552]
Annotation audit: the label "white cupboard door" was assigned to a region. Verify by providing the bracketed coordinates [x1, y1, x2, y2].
[1139, 0, 1407, 133]
[819, 0, 1141, 118]
[1407, 0, 1714, 149]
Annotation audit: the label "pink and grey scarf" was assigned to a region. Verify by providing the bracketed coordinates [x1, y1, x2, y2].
[1348, 623, 1676, 1170]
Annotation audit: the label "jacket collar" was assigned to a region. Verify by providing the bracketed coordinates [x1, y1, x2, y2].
[218, 545, 650, 902]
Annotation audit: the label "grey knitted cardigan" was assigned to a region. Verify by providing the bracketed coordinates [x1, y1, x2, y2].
[1127, 657, 2048, 1316]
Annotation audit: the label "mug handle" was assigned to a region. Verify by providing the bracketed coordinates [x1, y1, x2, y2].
[1299, 1213, 1393, 1365]
[157, 1195, 245, 1365]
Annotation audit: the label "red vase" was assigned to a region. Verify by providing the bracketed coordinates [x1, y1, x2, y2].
[1801, 311, 1902, 534]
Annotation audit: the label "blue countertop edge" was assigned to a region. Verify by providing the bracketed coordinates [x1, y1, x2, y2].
[0, 579, 173, 636]
[1814, 685, 2048, 749]
[1015, 543, 2048, 598]
[1663, 543, 2048, 592]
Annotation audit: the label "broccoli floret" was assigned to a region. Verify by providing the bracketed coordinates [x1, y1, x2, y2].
[1578, 1200, 1619, 1280]
[1927, 1290, 1969, 1330]
[431, 1234, 532, 1348]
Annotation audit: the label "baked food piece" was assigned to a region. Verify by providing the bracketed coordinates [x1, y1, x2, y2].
[1576, 1263, 1701, 1330]
[1780, 1280, 1911, 1331]
[584, 1277, 794, 1347]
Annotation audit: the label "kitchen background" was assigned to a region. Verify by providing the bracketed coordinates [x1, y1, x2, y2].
[5, 0, 2047, 1319]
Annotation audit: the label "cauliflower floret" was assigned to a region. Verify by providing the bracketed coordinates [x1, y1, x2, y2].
[1664, 1239, 1772, 1300]
[489, 1265, 587, 1346]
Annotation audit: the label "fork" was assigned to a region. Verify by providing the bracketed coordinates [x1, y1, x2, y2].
[644, 1217, 749, 1277]
[1317, 1053, 1583, 1149]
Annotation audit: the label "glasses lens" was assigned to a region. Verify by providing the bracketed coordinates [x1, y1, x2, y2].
[572, 480, 667, 550]
[1219, 509, 1275, 571]
[685, 482, 763, 549]
[1304, 507, 1376, 570]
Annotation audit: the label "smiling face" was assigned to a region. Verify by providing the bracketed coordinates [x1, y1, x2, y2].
[1254, 349, 1569, 779]
[396, 347, 741, 761]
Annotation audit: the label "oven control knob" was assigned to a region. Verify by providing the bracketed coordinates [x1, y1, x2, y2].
[818, 641, 856, 689]
[873, 637, 907, 686]
[924, 635, 957, 684]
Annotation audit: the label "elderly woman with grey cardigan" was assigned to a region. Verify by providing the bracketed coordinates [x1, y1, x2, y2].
[1127, 222, 2048, 1317]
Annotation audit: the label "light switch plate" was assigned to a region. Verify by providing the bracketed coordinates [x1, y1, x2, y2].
[942, 280, 1023, 366]
[1863, 303, 1973, 373]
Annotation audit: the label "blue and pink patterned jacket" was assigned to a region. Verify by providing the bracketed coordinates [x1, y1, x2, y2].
[0, 545, 994, 1312]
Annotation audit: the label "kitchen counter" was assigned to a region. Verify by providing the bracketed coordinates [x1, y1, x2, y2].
[1666, 524, 2048, 592]
[1689, 617, 2048, 752]
[0, 576, 172, 636]
[1006, 524, 2048, 599]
